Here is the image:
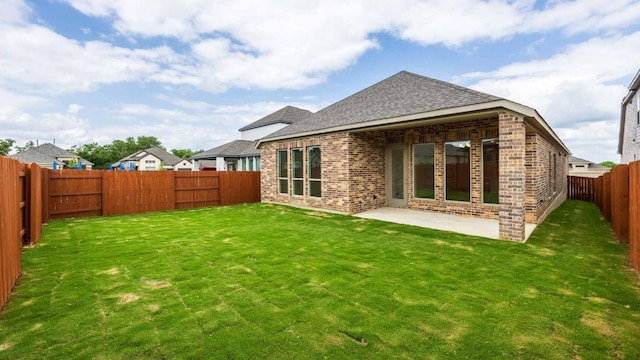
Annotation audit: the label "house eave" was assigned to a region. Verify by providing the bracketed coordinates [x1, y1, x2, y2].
[618, 71, 640, 154]
[257, 100, 570, 153]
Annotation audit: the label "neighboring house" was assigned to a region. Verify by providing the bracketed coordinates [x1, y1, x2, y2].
[618, 68, 640, 164]
[192, 140, 260, 171]
[257, 71, 570, 242]
[192, 106, 313, 171]
[567, 156, 610, 178]
[10, 143, 93, 169]
[114, 147, 192, 171]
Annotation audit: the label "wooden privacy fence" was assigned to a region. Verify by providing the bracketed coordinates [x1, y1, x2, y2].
[0, 158, 44, 308]
[47, 170, 261, 220]
[567, 176, 595, 202]
[583, 162, 639, 275]
[0, 161, 261, 309]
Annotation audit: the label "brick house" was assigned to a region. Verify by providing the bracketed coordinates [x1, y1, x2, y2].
[257, 71, 570, 242]
[192, 106, 312, 171]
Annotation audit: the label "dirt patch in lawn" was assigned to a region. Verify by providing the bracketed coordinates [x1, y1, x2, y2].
[118, 294, 140, 304]
[581, 311, 614, 337]
[306, 211, 333, 218]
[0, 342, 12, 351]
[534, 247, 556, 257]
[148, 304, 160, 313]
[143, 280, 171, 289]
[585, 296, 613, 304]
[99, 267, 119, 275]
[433, 239, 474, 252]
[325, 334, 345, 346]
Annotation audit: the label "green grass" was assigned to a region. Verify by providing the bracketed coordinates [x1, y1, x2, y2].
[1, 200, 639, 359]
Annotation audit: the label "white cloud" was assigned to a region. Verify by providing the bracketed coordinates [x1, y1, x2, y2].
[460, 32, 640, 162]
[556, 120, 620, 163]
[55, 0, 640, 93]
[0, 0, 30, 25]
[0, 24, 186, 95]
[3, 0, 640, 163]
[461, 32, 640, 126]
[68, 104, 83, 114]
[0, 106, 91, 150]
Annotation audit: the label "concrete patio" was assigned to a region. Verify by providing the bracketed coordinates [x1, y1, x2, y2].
[354, 207, 537, 241]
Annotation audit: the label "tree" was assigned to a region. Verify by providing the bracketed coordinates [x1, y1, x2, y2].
[599, 161, 616, 168]
[171, 148, 203, 159]
[136, 136, 164, 151]
[74, 136, 167, 169]
[0, 138, 15, 155]
[14, 140, 35, 153]
[76, 142, 114, 169]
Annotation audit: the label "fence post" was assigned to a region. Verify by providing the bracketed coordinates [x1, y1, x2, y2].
[28, 164, 43, 245]
[611, 165, 629, 243]
[629, 161, 640, 274]
[603, 173, 611, 221]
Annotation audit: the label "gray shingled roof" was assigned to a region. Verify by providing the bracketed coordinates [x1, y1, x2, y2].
[238, 106, 313, 132]
[568, 156, 608, 169]
[262, 71, 503, 140]
[117, 147, 187, 166]
[192, 140, 259, 160]
[10, 143, 93, 165]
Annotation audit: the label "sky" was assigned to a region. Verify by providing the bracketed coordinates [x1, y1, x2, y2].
[1, 0, 639, 163]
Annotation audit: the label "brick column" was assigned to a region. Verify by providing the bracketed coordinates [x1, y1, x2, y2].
[499, 112, 526, 242]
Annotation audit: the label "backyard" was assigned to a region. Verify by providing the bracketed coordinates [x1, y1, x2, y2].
[0, 200, 639, 359]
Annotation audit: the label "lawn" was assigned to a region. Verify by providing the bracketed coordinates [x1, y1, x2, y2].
[1, 200, 639, 359]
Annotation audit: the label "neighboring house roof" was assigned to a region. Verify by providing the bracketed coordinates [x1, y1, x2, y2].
[116, 147, 188, 166]
[238, 106, 313, 132]
[258, 70, 570, 154]
[197, 160, 217, 168]
[568, 156, 608, 169]
[192, 140, 259, 160]
[10, 143, 93, 166]
[618, 68, 640, 154]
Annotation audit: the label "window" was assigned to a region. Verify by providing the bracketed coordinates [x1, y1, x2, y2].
[553, 154, 557, 193]
[278, 150, 288, 194]
[248, 157, 254, 171]
[308, 147, 321, 197]
[482, 139, 499, 204]
[256, 157, 261, 171]
[292, 148, 303, 196]
[548, 152, 552, 197]
[413, 144, 434, 199]
[445, 140, 470, 202]
[145, 160, 156, 164]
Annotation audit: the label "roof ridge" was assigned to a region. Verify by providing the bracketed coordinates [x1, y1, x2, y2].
[400, 70, 503, 101]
